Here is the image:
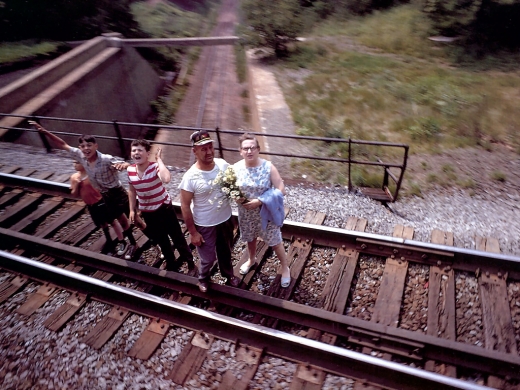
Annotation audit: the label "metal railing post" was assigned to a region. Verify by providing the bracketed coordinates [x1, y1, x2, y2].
[348, 137, 352, 193]
[33, 116, 52, 153]
[215, 127, 224, 159]
[393, 145, 408, 202]
[112, 120, 127, 159]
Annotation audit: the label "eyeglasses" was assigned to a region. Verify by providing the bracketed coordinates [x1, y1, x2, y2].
[241, 146, 258, 152]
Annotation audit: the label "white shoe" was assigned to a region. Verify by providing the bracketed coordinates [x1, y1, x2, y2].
[239, 261, 256, 275]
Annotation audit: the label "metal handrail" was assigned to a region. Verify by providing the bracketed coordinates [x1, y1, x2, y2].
[0, 113, 409, 202]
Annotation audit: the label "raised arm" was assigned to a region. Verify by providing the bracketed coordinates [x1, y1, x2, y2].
[155, 148, 171, 183]
[29, 121, 72, 151]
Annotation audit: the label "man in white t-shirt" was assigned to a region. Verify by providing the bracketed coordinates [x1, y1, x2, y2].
[179, 130, 240, 293]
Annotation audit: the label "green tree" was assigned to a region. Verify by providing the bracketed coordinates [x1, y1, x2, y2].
[424, 0, 520, 48]
[0, 0, 142, 41]
[242, 0, 305, 56]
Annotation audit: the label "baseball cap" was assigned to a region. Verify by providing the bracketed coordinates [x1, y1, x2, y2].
[191, 130, 214, 146]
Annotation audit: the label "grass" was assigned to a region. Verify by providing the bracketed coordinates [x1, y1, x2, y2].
[269, 4, 520, 193]
[0, 41, 60, 64]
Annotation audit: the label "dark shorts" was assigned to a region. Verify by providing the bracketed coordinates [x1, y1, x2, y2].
[101, 186, 130, 220]
[87, 200, 112, 227]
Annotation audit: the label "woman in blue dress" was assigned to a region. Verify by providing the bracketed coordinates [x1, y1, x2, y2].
[233, 133, 291, 288]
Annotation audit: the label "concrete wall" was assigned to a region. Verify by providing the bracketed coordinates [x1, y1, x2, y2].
[0, 36, 164, 158]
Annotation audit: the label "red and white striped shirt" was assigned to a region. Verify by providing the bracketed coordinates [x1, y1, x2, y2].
[127, 162, 170, 212]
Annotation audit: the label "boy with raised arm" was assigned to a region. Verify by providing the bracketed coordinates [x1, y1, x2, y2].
[31, 121, 139, 260]
[127, 139, 194, 271]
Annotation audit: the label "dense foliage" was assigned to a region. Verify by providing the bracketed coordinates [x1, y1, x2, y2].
[241, 0, 305, 56]
[424, 0, 520, 49]
[241, 0, 520, 54]
[0, 0, 143, 41]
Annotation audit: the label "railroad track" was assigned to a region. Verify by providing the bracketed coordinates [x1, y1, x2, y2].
[160, 0, 243, 167]
[1, 169, 519, 389]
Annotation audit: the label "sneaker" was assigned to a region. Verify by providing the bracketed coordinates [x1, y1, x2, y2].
[115, 240, 129, 256]
[124, 244, 137, 260]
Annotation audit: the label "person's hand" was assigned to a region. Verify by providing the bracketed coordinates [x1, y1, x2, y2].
[190, 231, 205, 247]
[243, 199, 262, 210]
[29, 120, 46, 133]
[155, 148, 162, 161]
[113, 162, 130, 171]
[128, 210, 135, 224]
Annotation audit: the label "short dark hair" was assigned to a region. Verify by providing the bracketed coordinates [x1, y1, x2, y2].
[78, 135, 96, 144]
[131, 138, 151, 152]
[238, 133, 260, 149]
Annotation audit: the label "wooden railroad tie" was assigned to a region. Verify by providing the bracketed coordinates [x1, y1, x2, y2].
[292, 215, 367, 390]
[361, 224, 414, 362]
[425, 229, 456, 377]
[476, 235, 517, 389]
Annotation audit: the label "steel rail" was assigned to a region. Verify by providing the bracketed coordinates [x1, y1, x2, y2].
[0, 172, 77, 198]
[0, 250, 494, 390]
[0, 228, 519, 380]
[0, 173, 519, 275]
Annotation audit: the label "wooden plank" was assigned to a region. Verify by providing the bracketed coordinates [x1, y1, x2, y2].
[32, 171, 55, 180]
[9, 197, 64, 232]
[44, 293, 88, 331]
[220, 345, 263, 390]
[425, 229, 456, 377]
[294, 217, 367, 389]
[362, 225, 413, 359]
[0, 192, 44, 226]
[16, 264, 81, 316]
[16, 283, 57, 316]
[14, 168, 37, 177]
[82, 306, 130, 349]
[52, 173, 73, 183]
[61, 219, 96, 245]
[36, 201, 85, 238]
[0, 166, 20, 174]
[167, 332, 213, 385]
[476, 236, 516, 388]
[0, 275, 29, 304]
[290, 364, 326, 390]
[0, 188, 24, 208]
[303, 211, 326, 225]
[127, 318, 171, 359]
[479, 272, 517, 353]
[371, 258, 408, 327]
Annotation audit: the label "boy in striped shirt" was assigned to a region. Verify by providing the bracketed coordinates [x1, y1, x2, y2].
[127, 139, 194, 271]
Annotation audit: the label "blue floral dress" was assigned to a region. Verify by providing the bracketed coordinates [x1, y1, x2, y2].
[234, 159, 282, 246]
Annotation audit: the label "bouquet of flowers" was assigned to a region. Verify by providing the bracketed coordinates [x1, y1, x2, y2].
[211, 166, 247, 205]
